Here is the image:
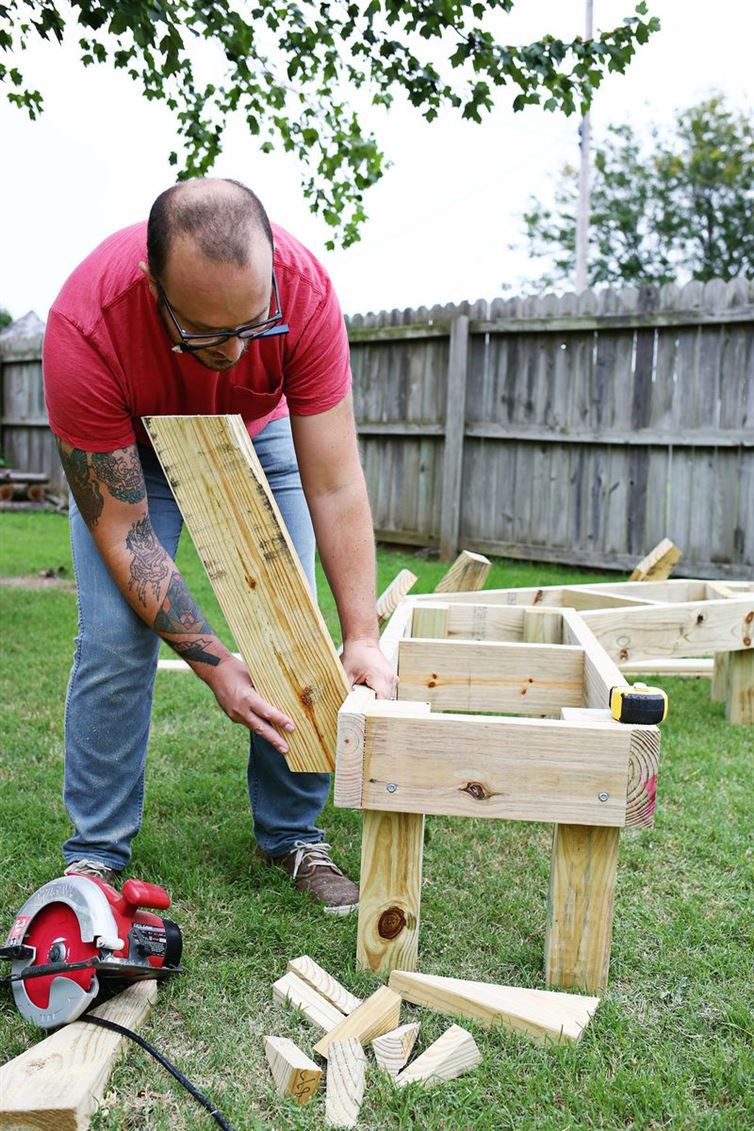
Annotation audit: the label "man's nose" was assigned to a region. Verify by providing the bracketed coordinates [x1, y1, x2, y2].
[215, 335, 245, 361]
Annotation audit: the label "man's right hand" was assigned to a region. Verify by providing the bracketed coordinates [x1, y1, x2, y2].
[204, 654, 295, 755]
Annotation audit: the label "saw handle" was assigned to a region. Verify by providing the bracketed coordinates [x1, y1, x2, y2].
[121, 878, 171, 911]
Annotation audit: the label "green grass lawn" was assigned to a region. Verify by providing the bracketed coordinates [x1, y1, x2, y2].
[0, 512, 752, 1130]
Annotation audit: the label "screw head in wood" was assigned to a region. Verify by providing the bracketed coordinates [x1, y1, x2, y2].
[598, 792, 609, 802]
[386, 783, 398, 793]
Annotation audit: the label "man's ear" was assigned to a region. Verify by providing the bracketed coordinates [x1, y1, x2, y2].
[139, 260, 159, 300]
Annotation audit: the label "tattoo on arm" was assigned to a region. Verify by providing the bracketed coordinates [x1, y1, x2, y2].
[92, 450, 146, 504]
[57, 442, 103, 529]
[170, 638, 221, 667]
[154, 570, 216, 636]
[125, 515, 170, 606]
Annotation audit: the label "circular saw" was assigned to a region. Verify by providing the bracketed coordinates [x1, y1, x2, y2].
[1, 872, 182, 1027]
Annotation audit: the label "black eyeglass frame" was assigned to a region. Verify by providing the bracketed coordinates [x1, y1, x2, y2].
[156, 270, 289, 352]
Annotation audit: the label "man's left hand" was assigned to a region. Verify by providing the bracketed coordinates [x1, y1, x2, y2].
[341, 639, 398, 700]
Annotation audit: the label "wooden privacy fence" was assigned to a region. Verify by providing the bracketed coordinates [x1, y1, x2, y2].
[348, 278, 754, 579]
[2, 278, 753, 577]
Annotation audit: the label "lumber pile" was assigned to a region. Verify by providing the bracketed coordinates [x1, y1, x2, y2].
[266, 953, 599, 1125]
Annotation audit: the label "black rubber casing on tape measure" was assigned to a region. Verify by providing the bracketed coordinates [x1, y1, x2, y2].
[610, 684, 668, 725]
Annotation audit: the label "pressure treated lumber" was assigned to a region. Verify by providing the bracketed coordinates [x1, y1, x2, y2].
[0, 979, 157, 1131]
[628, 538, 683, 581]
[522, 607, 563, 645]
[395, 1024, 481, 1089]
[325, 1039, 367, 1128]
[581, 598, 754, 663]
[434, 550, 491, 594]
[312, 985, 402, 1058]
[545, 823, 621, 992]
[144, 414, 349, 772]
[371, 1022, 420, 1077]
[361, 712, 652, 827]
[263, 1036, 321, 1105]
[388, 971, 599, 1045]
[396, 638, 585, 715]
[725, 648, 754, 724]
[287, 956, 362, 1015]
[377, 569, 418, 626]
[560, 606, 628, 708]
[272, 971, 346, 1033]
[357, 809, 424, 973]
[335, 691, 432, 809]
[411, 578, 708, 608]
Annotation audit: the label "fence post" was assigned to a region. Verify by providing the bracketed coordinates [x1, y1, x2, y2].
[440, 313, 469, 561]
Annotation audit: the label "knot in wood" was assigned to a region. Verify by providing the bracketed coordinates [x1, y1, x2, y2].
[744, 637, 752, 648]
[378, 907, 406, 940]
[696, 613, 704, 626]
[300, 685, 317, 708]
[461, 781, 489, 802]
[746, 611, 754, 625]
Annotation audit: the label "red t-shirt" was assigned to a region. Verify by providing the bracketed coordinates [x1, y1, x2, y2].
[43, 221, 351, 452]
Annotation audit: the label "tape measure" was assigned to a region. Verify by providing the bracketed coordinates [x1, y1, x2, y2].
[609, 682, 668, 725]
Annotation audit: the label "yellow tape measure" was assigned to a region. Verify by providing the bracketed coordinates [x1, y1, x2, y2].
[610, 682, 668, 725]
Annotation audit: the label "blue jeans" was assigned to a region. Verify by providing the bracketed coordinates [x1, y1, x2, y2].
[63, 417, 330, 871]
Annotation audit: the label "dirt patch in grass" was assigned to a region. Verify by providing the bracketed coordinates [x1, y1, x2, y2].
[0, 573, 75, 591]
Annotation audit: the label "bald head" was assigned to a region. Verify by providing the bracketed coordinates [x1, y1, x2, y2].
[147, 178, 273, 282]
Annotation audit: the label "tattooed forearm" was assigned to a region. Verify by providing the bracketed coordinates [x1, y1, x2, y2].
[170, 638, 221, 666]
[154, 570, 216, 636]
[125, 515, 170, 606]
[92, 450, 146, 504]
[57, 441, 103, 529]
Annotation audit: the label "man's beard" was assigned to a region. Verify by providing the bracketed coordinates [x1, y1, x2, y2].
[190, 342, 250, 371]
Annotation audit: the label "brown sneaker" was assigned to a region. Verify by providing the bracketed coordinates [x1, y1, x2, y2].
[64, 858, 119, 886]
[270, 841, 359, 915]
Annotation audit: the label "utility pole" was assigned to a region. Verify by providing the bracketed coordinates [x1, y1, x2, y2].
[575, 0, 594, 293]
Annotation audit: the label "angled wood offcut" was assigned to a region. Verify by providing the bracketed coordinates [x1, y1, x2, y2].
[145, 414, 349, 772]
[0, 979, 157, 1131]
[389, 971, 599, 1046]
[264, 1036, 321, 1104]
[371, 1022, 420, 1077]
[272, 971, 346, 1033]
[287, 956, 362, 1015]
[395, 1024, 481, 1089]
[312, 985, 402, 1058]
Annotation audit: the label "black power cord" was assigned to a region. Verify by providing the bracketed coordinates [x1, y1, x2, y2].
[80, 1014, 237, 1131]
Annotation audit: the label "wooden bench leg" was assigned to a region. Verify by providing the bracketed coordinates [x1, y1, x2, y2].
[725, 649, 754, 724]
[711, 652, 730, 702]
[545, 824, 620, 993]
[357, 811, 424, 975]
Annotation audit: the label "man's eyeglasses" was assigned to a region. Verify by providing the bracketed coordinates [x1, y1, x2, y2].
[157, 271, 289, 353]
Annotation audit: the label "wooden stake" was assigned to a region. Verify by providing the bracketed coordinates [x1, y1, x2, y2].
[377, 570, 418, 626]
[263, 1036, 321, 1104]
[144, 414, 349, 772]
[389, 971, 599, 1045]
[434, 550, 491, 594]
[545, 823, 620, 992]
[357, 810, 424, 974]
[628, 538, 683, 581]
[325, 1039, 367, 1128]
[711, 652, 730, 702]
[272, 971, 346, 1033]
[395, 1024, 481, 1089]
[287, 957, 362, 1015]
[0, 980, 157, 1131]
[371, 1022, 420, 1077]
[725, 648, 754, 724]
[312, 985, 402, 1059]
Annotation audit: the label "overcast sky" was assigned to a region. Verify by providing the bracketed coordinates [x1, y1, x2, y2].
[1, 1, 752, 322]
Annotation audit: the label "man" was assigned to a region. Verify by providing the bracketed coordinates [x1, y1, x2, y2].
[43, 177, 396, 914]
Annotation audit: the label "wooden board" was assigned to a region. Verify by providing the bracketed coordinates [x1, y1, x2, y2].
[376, 569, 418, 626]
[726, 648, 754, 724]
[545, 824, 620, 992]
[388, 971, 599, 1045]
[434, 550, 491, 594]
[357, 810, 424, 974]
[0, 980, 157, 1131]
[325, 1038, 367, 1128]
[397, 638, 585, 715]
[581, 598, 754, 663]
[145, 414, 349, 773]
[361, 712, 647, 827]
[628, 538, 683, 581]
[263, 1035, 321, 1104]
[395, 1024, 481, 1088]
[286, 957, 362, 1015]
[312, 985, 402, 1059]
[272, 972, 346, 1033]
[371, 1022, 420, 1077]
[560, 607, 628, 707]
